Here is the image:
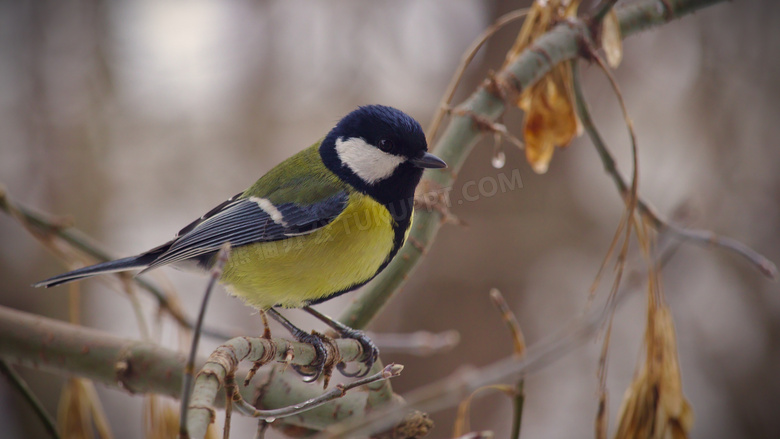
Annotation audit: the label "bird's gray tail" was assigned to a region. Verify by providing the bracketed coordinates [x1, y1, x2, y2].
[34, 252, 159, 288]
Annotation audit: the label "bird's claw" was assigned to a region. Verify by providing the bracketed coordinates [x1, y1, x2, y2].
[336, 328, 378, 378]
[290, 331, 331, 385]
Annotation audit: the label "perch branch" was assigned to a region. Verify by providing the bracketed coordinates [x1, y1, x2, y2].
[0, 305, 391, 434]
[180, 243, 230, 438]
[184, 335, 390, 438]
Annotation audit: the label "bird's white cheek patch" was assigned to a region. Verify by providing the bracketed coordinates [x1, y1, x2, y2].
[335, 137, 405, 184]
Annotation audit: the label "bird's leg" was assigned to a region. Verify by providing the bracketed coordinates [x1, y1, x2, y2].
[303, 306, 378, 378]
[259, 309, 271, 339]
[244, 310, 273, 386]
[266, 308, 331, 384]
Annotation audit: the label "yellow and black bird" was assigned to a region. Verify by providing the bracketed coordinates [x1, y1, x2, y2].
[35, 105, 446, 380]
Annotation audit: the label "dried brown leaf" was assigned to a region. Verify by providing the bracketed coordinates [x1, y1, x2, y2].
[144, 396, 178, 439]
[57, 378, 114, 439]
[503, 0, 579, 67]
[502, 0, 582, 173]
[519, 64, 581, 173]
[614, 303, 693, 439]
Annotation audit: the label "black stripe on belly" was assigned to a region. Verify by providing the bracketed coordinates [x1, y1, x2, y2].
[304, 197, 414, 306]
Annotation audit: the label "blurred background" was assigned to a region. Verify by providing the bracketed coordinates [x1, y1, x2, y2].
[1, 0, 779, 438]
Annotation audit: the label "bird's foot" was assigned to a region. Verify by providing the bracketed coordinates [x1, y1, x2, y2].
[303, 306, 380, 378]
[266, 308, 335, 387]
[290, 330, 335, 388]
[335, 326, 378, 378]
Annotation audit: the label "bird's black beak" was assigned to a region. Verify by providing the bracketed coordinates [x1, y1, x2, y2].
[411, 152, 447, 169]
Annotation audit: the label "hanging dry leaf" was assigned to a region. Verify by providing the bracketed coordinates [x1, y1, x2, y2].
[602, 9, 623, 68]
[503, 0, 579, 66]
[614, 303, 693, 439]
[144, 396, 179, 439]
[502, 0, 582, 174]
[57, 378, 114, 439]
[519, 65, 581, 173]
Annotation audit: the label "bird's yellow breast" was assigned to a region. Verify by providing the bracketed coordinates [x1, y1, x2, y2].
[220, 192, 398, 310]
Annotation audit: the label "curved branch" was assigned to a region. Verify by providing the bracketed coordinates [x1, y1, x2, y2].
[338, 0, 728, 330]
[323, 243, 682, 438]
[186, 335, 366, 437]
[0, 359, 59, 439]
[0, 305, 384, 433]
[0, 190, 234, 340]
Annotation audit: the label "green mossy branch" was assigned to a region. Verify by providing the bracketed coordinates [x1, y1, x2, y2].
[0, 189, 234, 340]
[0, 305, 387, 433]
[338, 0, 727, 330]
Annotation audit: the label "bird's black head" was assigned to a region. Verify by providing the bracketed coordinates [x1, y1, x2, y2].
[320, 105, 446, 209]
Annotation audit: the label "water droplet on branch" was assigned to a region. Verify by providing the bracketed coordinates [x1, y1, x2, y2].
[492, 150, 506, 169]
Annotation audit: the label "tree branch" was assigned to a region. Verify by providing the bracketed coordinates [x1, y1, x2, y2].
[322, 242, 682, 438]
[0, 0, 739, 436]
[338, 0, 728, 330]
[0, 305, 389, 433]
[571, 59, 777, 279]
[0, 359, 59, 439]
[0, 189, 234, 340]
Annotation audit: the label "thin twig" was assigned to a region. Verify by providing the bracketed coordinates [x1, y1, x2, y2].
[368, 330, 460, 356]
[186, 335, 370, 437]
[452, 288, 528, 437]
[588, 43, 641, 437]
[323, 243, 683, 438]
[571, 61, 777, 279]
[488, 289, 526, 438]
[427, 8, 529, 144]
[0, 304, 381, 435]
[0, 359, 60, 439]
[585, 211, 628, 309]
[338, 0, 728, 333]
[663, 224, 777, 278]
[179, 243, 231, 439]
[452, 384, 515, 437]
[230, 364, 403, 420]
[510, 380, 525, 439]
[254, 420, 269, 439]
[0, 191, 235, 339]
[489, 289, 526, 356]
[579, 38, 642, 437]
[452, 108, 525, 150]
[583, 42, 642, 305]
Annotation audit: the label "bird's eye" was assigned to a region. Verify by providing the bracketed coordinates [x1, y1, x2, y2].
[378, 138, 393, 152]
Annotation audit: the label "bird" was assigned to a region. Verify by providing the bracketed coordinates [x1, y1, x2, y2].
[35, 104, 447, 382]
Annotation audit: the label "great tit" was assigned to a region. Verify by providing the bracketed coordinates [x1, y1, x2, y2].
[35, 105, 447, 381]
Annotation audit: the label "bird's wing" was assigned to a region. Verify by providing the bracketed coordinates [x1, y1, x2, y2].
[144, 189, 349, 270]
